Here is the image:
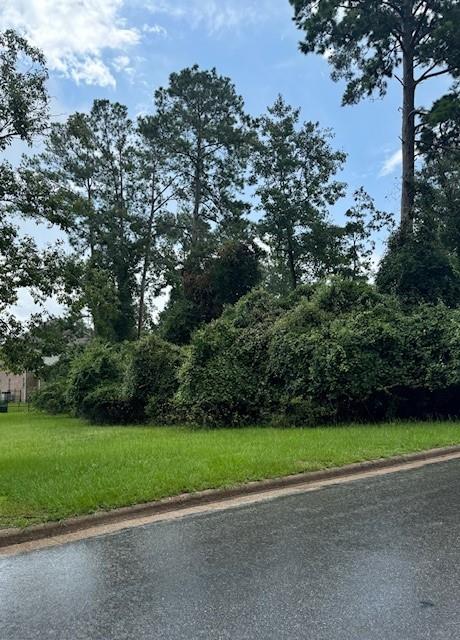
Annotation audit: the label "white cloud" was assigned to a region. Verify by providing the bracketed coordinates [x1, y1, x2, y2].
[145, 0, 287, 34]
[379, 149, 402, 177]
[0, 0, 140, 87]
[112, 55, 131, 72]
[142, 23, 168, 37]
[70, 56, 119, 87]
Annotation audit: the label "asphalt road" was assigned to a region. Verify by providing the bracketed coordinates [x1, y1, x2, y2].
[1, 459, 459, 640]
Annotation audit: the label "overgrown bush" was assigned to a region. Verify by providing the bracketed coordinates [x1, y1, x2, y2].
[35, 278, 460, 428]
[79, 383, 141, 425]
[124, 335, 184, 422]
[66, 341, 129, 422]
[377, 228, 460, 306]
[32, 380, 70, 414]
[176, 289, 285, 426]
[177, 278, 460, 426]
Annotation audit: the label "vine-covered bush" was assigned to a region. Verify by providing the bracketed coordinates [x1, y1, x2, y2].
[63, 337, 184, 424]
[176, 289, 285, 426]
[124, 335, 184, 422]
[36, 278, 460, 427]
[177, 279, 460, 426]
[66, 342, 129, 422]
[33, 380, 70, 414]
[79, 383, 141, 425]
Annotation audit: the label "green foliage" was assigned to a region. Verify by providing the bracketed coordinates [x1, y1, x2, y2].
[79, 384, 140, 425]
[311, 277, 382, 315]
[124, 335, 183, 421]
[339, 188, 394, 279]
[0, 312, 90, 376]
[21, 99, 177, 343]
[176, 289, 285, 425]
[155, 65, 253, 271]
[4, 31, 460, 432]
[32, 380, 70, 415]
[31, 343, 86, 415]
[419, 86, 460, 160]
[59, 336, 183, 424]
[377, 227, 460, 306]
[290, 1, 459, 106]
[0, 30, 68, 346]
[0, 30, 49, 149]
[290, 1, 460, 229]
[211, 240, 262, 308]
[160, 294, 202, 346]
[66, 342, 127, 420]
[160, 240, 261, 344]
[253, 95, 346, 289]
[176, 278, 460, 427]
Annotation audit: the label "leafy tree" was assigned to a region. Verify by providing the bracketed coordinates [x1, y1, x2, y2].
[154, 66, 254, 272]
[378, 80, 460, 306]
[252, 95, 346, 290]
[290, 0, 460, 234]
[22, 100, 176, 342]
[419, 85, 460, 159]
[339, 188, 394, 280]
[0, 311, 90, 376]
[20, 101, 138, 340]
[19, 111, 100, 252]
[376, 222, 460, 305]
[0, 30, 49, 149]
[393, 84, 460, 302]
[135, 115, 178, 337]
[84, 100, 139, 341]
[418, 155, 460, 253]
[0, 30, 65, 348]
[160, 240, 262, 344]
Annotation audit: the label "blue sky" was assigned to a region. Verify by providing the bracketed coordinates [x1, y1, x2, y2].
[1, 0, 454, 317]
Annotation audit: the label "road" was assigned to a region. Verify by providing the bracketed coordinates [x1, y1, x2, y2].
[1, 458, 459, 639]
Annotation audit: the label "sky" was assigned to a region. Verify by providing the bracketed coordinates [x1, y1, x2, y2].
[1, 0, 454, 318]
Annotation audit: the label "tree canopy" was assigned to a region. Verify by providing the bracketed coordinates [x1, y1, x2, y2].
[290, 0, 460, 233]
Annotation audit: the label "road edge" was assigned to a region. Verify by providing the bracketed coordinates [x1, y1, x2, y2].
[1, 444, 460, 550]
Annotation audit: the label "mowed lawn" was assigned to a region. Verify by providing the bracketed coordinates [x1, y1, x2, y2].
[1, 409, 460, 529]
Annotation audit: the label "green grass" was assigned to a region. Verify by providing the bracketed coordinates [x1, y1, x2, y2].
[1, 410, 460, 529]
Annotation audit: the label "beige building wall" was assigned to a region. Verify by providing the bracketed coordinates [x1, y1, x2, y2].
[0, 371, 39, 402]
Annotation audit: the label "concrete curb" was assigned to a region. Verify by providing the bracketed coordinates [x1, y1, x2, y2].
[1, 444, 460, 549]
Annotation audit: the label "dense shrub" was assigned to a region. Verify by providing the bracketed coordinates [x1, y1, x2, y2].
[311, 277, 383, 315]
[32, 380, 70, 414]
[176, 289, 285, 426]
[63, 337, 184, 424]
[79, 383, 141, 425]
[36, 278, 460, 428]
[377, 229, 460, 306]
[124, 335, 184, 422]
[177, 278, 460, 426]
[66, 342, 129, 421]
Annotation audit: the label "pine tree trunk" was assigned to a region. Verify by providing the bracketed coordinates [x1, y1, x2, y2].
[190, 134, 203, 270]
[137, 173, 156, 339]
[286, 228, 298, 290]
[400, 17, 416, 235]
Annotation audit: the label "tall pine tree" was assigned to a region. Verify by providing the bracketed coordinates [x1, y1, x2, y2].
[290, 0, 460, 235]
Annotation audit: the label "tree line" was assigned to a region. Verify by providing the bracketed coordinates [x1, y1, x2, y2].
[1, 0, 460, 374]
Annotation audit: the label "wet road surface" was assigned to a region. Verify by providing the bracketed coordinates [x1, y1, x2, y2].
[1, 458, 459, 639]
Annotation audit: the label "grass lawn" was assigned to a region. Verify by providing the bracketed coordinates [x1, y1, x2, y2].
[1, 408, 460, 529]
